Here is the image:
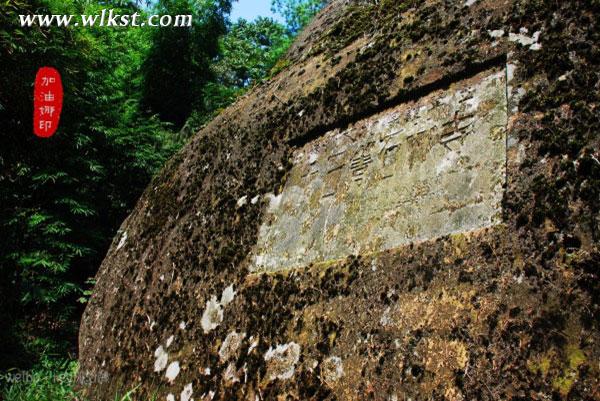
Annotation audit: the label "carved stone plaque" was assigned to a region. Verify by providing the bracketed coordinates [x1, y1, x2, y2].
[252, 70, 507, 272]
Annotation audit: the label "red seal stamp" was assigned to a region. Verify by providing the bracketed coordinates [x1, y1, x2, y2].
[33, 67, 63, 138]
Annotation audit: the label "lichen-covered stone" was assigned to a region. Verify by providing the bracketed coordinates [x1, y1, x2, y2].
[252, 69, 507, 271]
[78, 0, 600, 400]
[264, 342, 302, 382]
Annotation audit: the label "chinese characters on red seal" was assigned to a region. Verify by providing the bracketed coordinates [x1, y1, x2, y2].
[33, 67, 63, 138]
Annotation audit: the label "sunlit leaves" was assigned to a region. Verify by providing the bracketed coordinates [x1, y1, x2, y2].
[271, 0, 326, 34]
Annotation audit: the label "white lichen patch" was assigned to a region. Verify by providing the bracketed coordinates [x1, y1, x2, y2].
[264, 342, 301, 381]
[380, 307, 393, 327]
[165, 361, 180, 382]
[166, 394, 175, 401]
[488, 29, 505, 38]
[248, 336, 259, 354]
[166, 335, 175, 348]
[321, 356, 344, 384]
[179, 321, 187, 330]
[219, 331, 246, 362]
[220, 285, 236, 306]
[201, 296, 224, 334]
[236, 195, 248, 208]
[509, 28, 542, 50]
[116, 231, 128, 250]
[465, 0, 477, 6]
[154, 346, 169, 372]
[200, 286, 237, 335]
[224, 363, 240, 384]
[181, 383, 193, 401]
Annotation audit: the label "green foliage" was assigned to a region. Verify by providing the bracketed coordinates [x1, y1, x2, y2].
[1, 340, 77, 401]
[189, 16, 293, 130]
[1, 360, 77, 401]
[142, 0, 233, 127]
[271, 0, 326, 34]
[214, 17, 292, 87]
[0, 0, 179, 370]
[186, 0, 326, 132]
[112, 385, 142, 401]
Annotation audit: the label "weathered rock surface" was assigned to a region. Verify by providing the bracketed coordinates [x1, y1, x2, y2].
[79, 0, 600, 400]
[252, 69, 508, 272]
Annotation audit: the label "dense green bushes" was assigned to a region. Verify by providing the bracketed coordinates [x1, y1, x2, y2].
[1, 1, 179, 373]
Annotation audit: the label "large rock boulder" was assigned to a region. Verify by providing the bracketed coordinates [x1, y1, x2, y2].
[79, 0, 600, 400]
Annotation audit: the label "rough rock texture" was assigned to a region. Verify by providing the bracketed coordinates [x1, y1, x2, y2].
[79, 0, 600, 400]
[251, 69, 508, 271]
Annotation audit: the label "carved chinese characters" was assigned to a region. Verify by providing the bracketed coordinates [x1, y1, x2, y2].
[252, 70, 508, 272]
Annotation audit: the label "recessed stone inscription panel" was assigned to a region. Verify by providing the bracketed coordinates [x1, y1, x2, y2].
[252, 70, 507, 272]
